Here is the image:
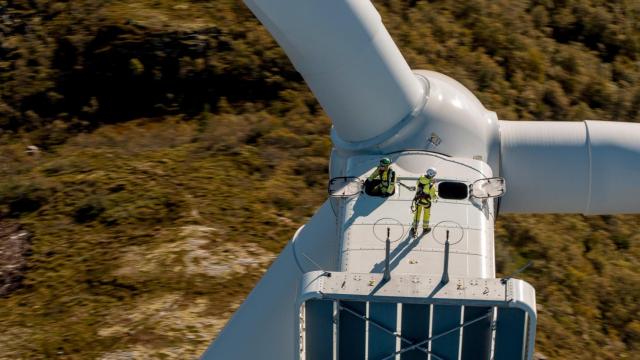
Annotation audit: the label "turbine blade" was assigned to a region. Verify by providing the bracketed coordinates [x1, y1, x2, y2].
[244, 0, 424, 142]
[499, 120, 640, 214]
[202, 201, 338, 359]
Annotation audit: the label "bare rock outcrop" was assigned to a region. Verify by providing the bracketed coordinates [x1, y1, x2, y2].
[0, 220, 31, 296]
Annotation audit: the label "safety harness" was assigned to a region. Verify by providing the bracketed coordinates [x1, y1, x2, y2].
[380, 168, 395, 188]
[412, 181, 433, 212]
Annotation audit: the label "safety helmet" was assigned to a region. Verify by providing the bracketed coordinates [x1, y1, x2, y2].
[379, 158, 391, 166]
[426, 167, 437, 179]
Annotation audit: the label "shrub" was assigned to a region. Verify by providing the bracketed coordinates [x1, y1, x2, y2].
[0, 180, 54, 217]
[73, 196, 106, 223]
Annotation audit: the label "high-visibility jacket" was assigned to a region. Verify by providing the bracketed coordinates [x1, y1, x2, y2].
[368, 167, 396, 193]
[414, 176, 437, 207]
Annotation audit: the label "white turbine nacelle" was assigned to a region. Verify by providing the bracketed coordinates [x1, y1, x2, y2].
[329, 70, 501, 179]
[331, 70, 640, 215]
[205, 1, 640, 359]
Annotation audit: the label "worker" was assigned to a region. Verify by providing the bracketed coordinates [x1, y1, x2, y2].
[411, 168, 438, 236]
[364, 157, 396, 197]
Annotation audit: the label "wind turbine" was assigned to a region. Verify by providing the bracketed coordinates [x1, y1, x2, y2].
[203, 1, 640, 359]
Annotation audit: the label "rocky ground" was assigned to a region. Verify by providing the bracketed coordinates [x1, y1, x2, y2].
[0, 220, 30, 297]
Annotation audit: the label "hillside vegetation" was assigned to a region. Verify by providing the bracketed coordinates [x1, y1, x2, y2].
[0, 0, 639, 359]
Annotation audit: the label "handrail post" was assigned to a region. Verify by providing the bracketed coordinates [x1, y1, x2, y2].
[441, 230, 450, 285]
[383, 227, 391, 282]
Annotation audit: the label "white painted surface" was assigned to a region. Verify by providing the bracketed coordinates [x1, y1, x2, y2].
[500, 120, 640, 214]
[328, 70, 502, 176]
[414, 70, 501, 167]
[586, 120, 640, 214]
[338, 153, 496, 279]
[244, 0, 424, 142]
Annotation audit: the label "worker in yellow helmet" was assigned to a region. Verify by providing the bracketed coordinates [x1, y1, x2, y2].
[411, 168, 438, 236]
[364, 157, 396, 197]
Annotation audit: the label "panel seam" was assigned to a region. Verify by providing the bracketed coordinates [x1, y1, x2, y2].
[584, 121, 593, 214]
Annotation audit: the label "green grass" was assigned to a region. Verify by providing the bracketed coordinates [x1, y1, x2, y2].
[0, 114, 328, 358]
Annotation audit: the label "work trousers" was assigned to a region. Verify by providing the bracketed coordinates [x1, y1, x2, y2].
[412, 204, 431, 230]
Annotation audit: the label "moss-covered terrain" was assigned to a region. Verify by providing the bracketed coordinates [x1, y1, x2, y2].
[0, 110, 332, 358]
[1, 0, 639, 359]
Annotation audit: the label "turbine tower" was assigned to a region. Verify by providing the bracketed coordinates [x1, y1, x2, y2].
[203, 1, 640, 359]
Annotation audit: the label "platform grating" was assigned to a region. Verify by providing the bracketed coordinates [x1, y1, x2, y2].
[302, 300, 529, 360]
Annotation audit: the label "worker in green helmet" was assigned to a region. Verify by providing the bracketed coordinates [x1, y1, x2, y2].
[411, 167, 438, 236]
[364, 157, 396, 197]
